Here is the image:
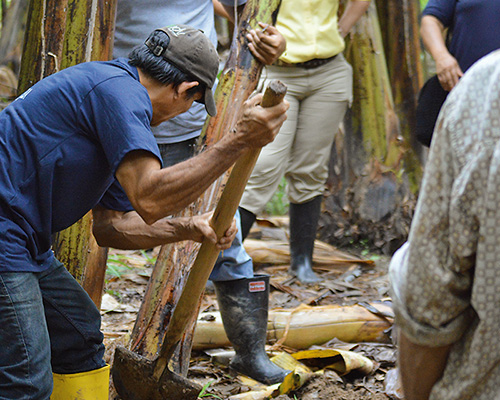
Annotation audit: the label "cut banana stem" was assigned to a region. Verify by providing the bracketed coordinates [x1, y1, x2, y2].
[193, 302, 393, 350]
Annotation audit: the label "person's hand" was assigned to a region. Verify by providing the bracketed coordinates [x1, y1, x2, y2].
[246, 22, 286, 65]
[189, 212, 238, 250]
[435, 52, 463, 91]
[217, 217, 238, 249]
[232, 93, 289, 149]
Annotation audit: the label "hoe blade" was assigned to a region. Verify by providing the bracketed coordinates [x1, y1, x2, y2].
[112, 346, 202, 400]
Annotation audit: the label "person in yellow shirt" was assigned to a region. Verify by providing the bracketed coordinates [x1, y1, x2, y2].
[235, 0, 371, 283]
[208, 1, 370, 388]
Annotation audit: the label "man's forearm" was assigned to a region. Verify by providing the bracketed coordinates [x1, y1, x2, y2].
[115, 133, 248, 225]
[117, 95, 287, 224]
[398, 331, 452, 400]
[144, 134, 247, 222]
[92, 206, 195, 249]
[116, 94, 287, 225]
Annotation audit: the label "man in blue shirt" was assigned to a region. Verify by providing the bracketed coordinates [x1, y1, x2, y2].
[0, 25, 288, 399]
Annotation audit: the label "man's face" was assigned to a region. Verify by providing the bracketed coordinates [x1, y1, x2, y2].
[150, 84, 203, 127]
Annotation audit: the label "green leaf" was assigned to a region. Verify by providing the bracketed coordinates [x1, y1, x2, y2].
[198, 380, 222, 399]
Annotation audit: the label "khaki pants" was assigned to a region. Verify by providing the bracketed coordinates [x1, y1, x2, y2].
[240, 54, 353, 214]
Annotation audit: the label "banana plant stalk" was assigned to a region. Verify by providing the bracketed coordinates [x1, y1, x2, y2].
[376, 0, 425, 180]
[18, 0, 116, 307]
[322, 0, 419, 254]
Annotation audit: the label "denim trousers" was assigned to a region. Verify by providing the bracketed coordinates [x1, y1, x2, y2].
[158, 141, 254, 282]
[0, 258, 105, 399]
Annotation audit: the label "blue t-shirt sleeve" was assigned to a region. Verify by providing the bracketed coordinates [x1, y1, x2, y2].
[98, 179, 134, 212]
[79, 75, 162, 175]
[422, 0, 456, 28]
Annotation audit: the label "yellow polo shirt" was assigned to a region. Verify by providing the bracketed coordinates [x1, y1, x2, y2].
[276, 0, 369, 64]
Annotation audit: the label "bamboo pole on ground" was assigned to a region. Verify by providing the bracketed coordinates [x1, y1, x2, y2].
[18, 0, 117, 307]
[126, 0, 282, 376]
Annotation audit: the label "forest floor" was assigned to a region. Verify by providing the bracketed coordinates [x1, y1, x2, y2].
[101, 219, 402, 400]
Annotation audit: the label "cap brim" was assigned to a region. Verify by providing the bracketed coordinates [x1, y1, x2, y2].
[204, 87, 217, 117]
[195, 87, 217, 117]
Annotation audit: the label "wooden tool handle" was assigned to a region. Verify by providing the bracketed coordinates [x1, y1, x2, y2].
[261, 80, 287, 108]
[154, 80, 287, 376]
[211, 80, 287, 237]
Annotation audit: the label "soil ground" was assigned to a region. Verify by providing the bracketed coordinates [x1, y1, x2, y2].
[101, 222, 401, 400]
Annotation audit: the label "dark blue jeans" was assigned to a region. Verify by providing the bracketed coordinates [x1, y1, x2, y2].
[0, 259, 105, 399]
[158, 138, 198, 168]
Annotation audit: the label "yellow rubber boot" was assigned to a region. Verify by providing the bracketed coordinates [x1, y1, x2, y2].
[51, 365, 110, 400]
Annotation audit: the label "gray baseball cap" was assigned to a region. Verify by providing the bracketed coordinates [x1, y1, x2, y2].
[145, 24, 219, 116]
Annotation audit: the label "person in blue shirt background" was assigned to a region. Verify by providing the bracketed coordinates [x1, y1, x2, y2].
[420, 0, 500, 92]
[0, 25, 288, 399]
[416, 0, 500, 147]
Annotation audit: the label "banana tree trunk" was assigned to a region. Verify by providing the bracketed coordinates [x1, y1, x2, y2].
[126, 0, 282, 376]
[377, 0, 426, 173]
[320, 1, 416, 254]
[18, 0, 117, 307]
[0, 0, 29, 72]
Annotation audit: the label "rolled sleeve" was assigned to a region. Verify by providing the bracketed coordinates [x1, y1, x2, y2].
[390, 244, 473, 347]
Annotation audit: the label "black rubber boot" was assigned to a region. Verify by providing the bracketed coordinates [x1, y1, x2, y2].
[214, 275, 290, 385]
[238, 206, 256, 241]
[288, 196, 323, 284]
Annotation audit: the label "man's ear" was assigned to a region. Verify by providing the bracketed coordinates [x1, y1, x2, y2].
[175, 81, 199, 97]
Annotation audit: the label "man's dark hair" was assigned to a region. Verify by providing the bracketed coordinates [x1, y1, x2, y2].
[128, 30, 205, 99]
